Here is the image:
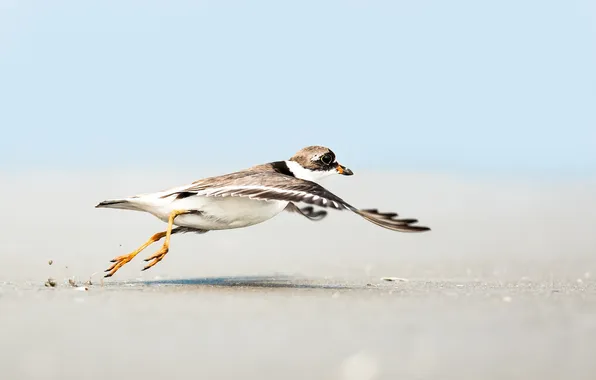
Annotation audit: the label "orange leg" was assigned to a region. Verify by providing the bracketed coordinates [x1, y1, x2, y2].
[142, 209, 191, 272]
[104, 231, 167, 278]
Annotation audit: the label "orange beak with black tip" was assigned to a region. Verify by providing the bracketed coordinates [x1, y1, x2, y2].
[336, 163, 354, 176]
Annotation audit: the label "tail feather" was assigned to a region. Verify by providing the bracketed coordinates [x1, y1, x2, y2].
[95, 198, 143, 211]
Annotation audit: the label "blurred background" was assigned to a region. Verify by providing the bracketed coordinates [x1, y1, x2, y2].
[0, 0, 594, 177]
[1, 1, 595, 379]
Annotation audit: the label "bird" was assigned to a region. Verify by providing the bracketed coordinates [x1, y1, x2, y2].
[96, 145, 430, 277]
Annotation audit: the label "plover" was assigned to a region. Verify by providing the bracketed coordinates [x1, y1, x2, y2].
[96, 145, 430, 277]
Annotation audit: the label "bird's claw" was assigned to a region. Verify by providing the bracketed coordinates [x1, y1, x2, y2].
[141, 247, 168, 271]
[104, 254, 135, 277]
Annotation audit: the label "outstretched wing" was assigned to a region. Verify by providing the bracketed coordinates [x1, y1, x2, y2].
[354, 209, 430, 232]
[162, 172, 430, 233]
[167, 172, 351, 210]
[284, 203, 328, 221]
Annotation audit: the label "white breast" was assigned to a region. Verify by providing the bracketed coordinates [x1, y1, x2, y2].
[149, 196, 289, 230]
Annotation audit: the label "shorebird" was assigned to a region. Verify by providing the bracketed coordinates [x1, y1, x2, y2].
[96, 145, 430, 277]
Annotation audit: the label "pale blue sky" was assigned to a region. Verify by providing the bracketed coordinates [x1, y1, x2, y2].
[1, 0, 594, 178]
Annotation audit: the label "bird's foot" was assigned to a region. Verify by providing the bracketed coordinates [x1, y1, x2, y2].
[142, 246, 169, 271]
[104, 253, 136, 278]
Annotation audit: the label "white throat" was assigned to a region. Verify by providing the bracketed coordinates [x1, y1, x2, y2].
[285, 160, 335, 182]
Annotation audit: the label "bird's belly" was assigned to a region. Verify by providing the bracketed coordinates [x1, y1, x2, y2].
[154, 196, 289, 230]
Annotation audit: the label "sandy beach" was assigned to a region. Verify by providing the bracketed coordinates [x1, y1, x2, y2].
[1, 171, 595, 379]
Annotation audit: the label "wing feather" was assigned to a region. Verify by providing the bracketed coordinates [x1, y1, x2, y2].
[284, 203, 328, 221]
[161, 172, 430, 233]
[177, 174, 353, 211]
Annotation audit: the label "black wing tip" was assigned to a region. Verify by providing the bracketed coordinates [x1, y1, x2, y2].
[387, 222, 431, 232]
[402, 225, 431, 232]
[360, 208, 397, 217]
[357, 208, 431, 233]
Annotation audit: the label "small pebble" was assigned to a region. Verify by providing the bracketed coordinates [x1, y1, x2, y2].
[68, 278, 77, 287]
[48, 260, 53, 266]
[381, 277, 408, 282]
[45, 278, 57, 287]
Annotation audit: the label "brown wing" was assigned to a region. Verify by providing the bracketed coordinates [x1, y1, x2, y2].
[163, 172, 430, 233]
[171, 172, 351, 210]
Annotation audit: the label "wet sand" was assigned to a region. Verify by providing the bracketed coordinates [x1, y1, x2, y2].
[1, 171, 595, 379]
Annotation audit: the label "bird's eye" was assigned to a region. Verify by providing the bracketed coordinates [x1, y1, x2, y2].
[320, 153, 333, 165]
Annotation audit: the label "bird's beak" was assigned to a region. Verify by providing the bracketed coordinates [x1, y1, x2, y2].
[335, 163, 354, 176]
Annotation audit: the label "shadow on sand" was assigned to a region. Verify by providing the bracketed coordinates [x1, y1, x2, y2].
[120, 275, 361, 290]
